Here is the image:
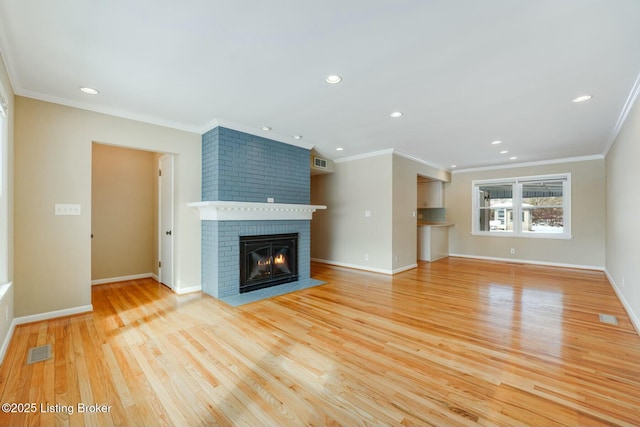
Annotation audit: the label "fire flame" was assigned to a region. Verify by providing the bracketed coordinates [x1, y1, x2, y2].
[257, 254, 286, 266]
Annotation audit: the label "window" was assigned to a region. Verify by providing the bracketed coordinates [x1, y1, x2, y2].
[0, 87, 7, 283]
[472, 173, 571, 239]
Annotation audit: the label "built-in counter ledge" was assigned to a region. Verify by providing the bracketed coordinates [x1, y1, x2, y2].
[188, 201, 327, 221]
[417, 222, 455, 227]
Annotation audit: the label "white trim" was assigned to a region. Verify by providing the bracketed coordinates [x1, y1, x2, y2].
[471, 173, 572, 240]
[0, 320, 16, 365]
[448, 253, 604, 271]
[334, 149, 394, 163]
[91, 273, 154, 285]
[151, 273, 159, 282]
[391, 150, 450, 175]
[470, 231, 573, 240]
[452, 154, 604, 174]
[603, 70, 640, 156]
[16, 88, 201, 133]
[188, 201, 326, 221]
[159, 154, 175, 290]
[392, 263, 419, 274]
[174, 285, 202, 295]
[604, 269, 640, 336]
[311, 258, 415, 275]
[13, 305, 93, 326]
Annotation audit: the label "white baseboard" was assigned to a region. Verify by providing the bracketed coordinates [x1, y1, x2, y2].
[0, 320, 16, 366]
[174, 285, 202, 295]
[14, 304, 93, 326]
[151, 273, 159, 282]
[311, 258, 417, 275]
[91, 273, 154, 285]
[393, 263, 418, 274]
[448, 253, 605, 271]
[1, 304, 93, 365]
[605, 269, 640, 336]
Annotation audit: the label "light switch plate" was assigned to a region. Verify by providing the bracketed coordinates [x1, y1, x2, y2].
[55, 204, 81, 216]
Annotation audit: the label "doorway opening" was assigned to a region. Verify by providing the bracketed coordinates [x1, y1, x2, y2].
[91, 143, 174, 289]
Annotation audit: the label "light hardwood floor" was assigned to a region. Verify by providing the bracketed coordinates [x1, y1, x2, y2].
[1, 258, 639, 426]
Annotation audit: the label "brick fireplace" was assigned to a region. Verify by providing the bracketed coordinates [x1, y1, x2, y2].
[191, 126, 324, 298]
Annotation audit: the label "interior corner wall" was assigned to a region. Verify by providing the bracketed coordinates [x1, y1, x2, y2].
[447, 158, 606, 268]
[606, 95, 640, 331]
[0, 51, 15, 356]
[310, 153, 394, 273]
[14, 96, 201, 317]
[391, 153, 451, 272]
[91, 143, 157, 281]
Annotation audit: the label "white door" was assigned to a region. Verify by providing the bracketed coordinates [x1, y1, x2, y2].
[159, 155, 174, 288]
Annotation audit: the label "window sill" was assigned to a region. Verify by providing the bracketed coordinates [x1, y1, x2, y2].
[471, 232, 573, 240]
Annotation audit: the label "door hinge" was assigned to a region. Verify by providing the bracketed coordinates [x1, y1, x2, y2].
[159, 169, 162, 176]
[159, 261, 162, 268]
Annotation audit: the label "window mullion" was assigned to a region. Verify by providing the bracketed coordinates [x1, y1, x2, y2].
[513, 181, 522, 235]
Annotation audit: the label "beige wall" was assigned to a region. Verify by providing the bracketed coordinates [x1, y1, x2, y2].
[14, 97, 201, 317]
[310, 151, 450, 273]
[606, 95, 640, 331]
[447, 158, 606, 268]
[0, 51, 15, 358]
[91, 143, 158, 281]
[311, 153, 394, 272]
[392, 153, 450, 272]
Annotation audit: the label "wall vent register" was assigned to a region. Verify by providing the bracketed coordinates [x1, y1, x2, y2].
[313, 157, 327, 169]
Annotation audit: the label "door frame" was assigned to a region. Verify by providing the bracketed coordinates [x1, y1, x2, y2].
[158, 154, 174, 289]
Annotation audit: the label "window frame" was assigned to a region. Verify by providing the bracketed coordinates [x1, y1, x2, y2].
[471, 173, 572, 240]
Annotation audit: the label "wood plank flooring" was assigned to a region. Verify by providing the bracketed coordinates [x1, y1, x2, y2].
[1, 258, 639, 426]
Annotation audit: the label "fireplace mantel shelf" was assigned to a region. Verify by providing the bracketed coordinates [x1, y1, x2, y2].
[188, 201, 327, 221]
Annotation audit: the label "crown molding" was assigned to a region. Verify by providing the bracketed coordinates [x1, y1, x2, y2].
[333, 149, 395, 163]
[15, 88, 202, 133]
[603, 69, 640, 156]
[452, 154, 604, 174]
[391, 149, 449, 171]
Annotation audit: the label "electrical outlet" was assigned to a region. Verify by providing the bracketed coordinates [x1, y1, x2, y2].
[267, 197, 274, 203]
[364, 254, 369, 261]
[510, 248, 516, 255]
[622, 277, 625, 287]
[5, 306, 8, 321]
[364, 210, 371, 217]
[395, 255, 398, 264]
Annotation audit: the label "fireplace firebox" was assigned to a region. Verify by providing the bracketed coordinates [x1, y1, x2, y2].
[239, 233, 298, 293]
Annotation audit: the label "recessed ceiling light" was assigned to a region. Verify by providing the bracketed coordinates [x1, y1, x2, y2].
[450, 165, 457, 168]
[293, 135, 302, 140]
[390, 111, 403, 118]
[572, 95, 593, 103]
[491, 140, 502, 145]
[500, 150, 509, 154]
[261, 126, 272, 131]
[79, 86, 99, 95]
[336, 147, 344, 151]
[510, 156, 518, 160]
[325, 75, 342, 84]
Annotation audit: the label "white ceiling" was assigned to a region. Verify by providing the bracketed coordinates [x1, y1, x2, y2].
[1, 0, 639, 170]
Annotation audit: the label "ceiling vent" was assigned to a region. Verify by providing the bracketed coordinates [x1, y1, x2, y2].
[313, 157, 328, 169]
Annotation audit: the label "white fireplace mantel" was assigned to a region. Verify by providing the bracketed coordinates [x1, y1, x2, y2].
[188, 201, 327, 221]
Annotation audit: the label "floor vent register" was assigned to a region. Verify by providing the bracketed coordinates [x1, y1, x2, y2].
[27, 344, 52, 364]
